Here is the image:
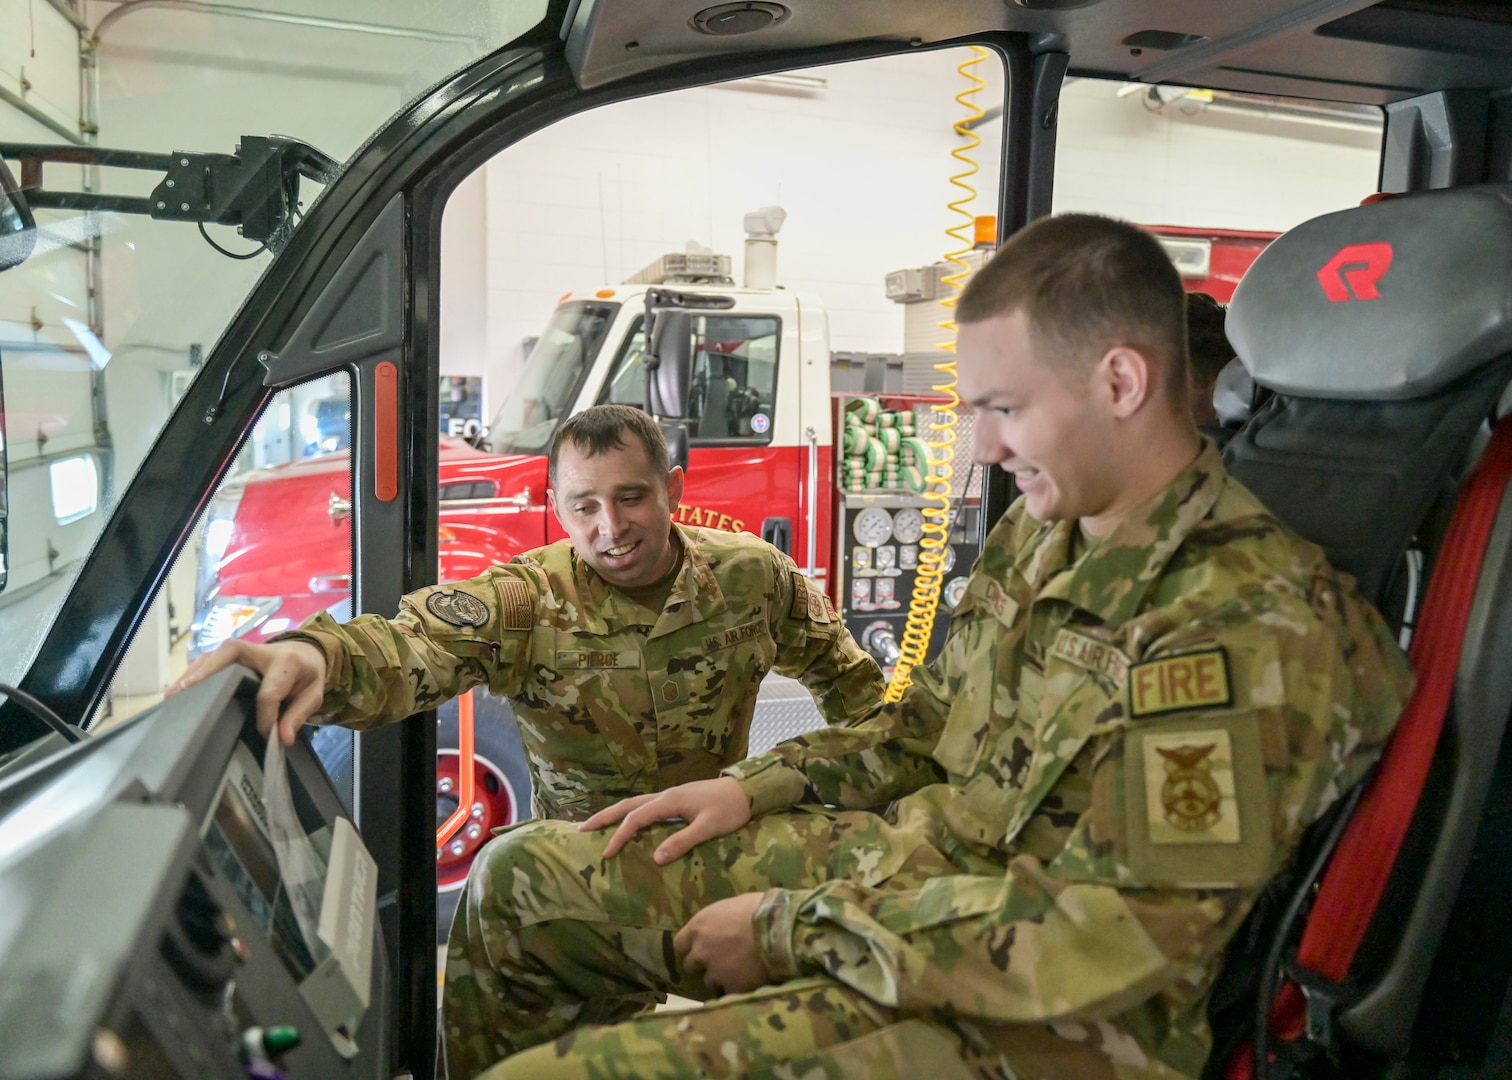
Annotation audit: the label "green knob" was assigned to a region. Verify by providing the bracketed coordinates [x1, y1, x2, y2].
[263, 1026, 301, 1055]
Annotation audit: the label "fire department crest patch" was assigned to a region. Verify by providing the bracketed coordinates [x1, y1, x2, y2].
[1158, 743, 1222, 832]
[426, 589, 490, 628]
[1141, 729, 1241, 845]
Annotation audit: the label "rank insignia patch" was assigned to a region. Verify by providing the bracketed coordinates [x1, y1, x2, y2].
[657, 679, 687, 707]
[426, 589, 490, 628]
[1142, 729, 1240, 845]
[1129, 648, 1231, 718]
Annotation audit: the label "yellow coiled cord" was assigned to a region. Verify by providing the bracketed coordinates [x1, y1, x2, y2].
[885, 45, 987, 701]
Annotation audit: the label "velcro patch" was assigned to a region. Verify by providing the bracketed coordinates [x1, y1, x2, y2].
[704, 619, 765, 653]
[1050, 627, 1129, 684]
[426, 589, 490, 628]
[655, 678, 688, 707]
[1128, 648, 1231, 718]
[555, 649, 640, 670]
[1142, 729, 1240, 845]
[497, 578, 533, 630]
[789, 574, 832, 624]
[789, 572, 809, 620]
[976, 579, 1020, 627]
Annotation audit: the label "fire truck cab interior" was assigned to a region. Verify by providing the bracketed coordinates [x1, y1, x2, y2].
[8, 2, 1512, 1078]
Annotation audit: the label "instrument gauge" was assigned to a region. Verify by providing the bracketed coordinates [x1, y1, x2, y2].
[892, 507, 925, 545]
[852, 507, 894, 547]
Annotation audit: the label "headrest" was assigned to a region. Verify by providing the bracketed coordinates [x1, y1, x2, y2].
[1212, 357, 1260, 429]
[1227, 185, 1512, 401]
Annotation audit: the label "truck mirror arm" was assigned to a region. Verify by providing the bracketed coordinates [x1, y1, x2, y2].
[0, 135, 340, 266]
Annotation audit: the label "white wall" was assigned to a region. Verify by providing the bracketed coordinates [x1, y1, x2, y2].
[467, 61, 1382, 418]
[471, 47, 1011, 411]
[1052, 80, 1381, 230]
[439, 166, 489, 385]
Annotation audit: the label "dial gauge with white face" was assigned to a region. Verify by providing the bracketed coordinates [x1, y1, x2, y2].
[943, 576, 969, 609]
[892, 507, 924, 545]
[852, 506, 894, 547]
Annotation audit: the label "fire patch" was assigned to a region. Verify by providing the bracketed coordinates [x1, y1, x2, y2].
[1129, 648, 1231, 718]
[789, 574, 832, 624]
[1141, 729, 1240, 845]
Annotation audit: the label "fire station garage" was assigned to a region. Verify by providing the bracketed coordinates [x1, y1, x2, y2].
[5, 2, 1512, 1079]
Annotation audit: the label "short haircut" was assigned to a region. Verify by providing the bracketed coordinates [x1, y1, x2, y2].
[548, 403, 671, 488]
[956, 214, 1190, 407]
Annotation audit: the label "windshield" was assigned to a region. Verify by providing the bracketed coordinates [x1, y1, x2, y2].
[483, 300, 620, 454]
[0, 0, 548, 686]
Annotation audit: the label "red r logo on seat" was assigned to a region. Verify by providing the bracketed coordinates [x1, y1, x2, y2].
[1317, 242, 1394, 302]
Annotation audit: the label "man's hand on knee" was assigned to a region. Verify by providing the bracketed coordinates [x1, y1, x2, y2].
[166, 638, 328, 746]
[674, 892, 771, 997]
[580, 777, 752, 864]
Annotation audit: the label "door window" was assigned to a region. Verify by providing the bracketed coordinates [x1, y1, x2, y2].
[1, 0, 547, 693]
[91, 374, 352, 731]
[597, 315, 780, 442]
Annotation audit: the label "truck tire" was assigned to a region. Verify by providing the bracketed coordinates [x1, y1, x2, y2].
[436, 691, 534, 943]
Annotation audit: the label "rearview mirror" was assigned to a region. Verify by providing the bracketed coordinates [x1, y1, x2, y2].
[0, 158, 36, 272]
[645, 310, 693, 420]
[659, 420, 690, 472]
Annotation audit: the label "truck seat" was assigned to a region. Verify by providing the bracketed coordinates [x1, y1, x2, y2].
[1205, 184, 1512, 1077]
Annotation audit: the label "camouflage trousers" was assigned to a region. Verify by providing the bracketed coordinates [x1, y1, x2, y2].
[441, 806, 1025, 1080]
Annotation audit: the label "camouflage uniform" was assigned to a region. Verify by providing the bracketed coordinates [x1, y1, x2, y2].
[444, 441, 1413, 1080]
[278, 524, 882, 819]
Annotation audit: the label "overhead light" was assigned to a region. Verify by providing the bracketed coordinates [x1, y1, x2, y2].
[691, 2, 790, 36]
[1116, 83, 1383, 133]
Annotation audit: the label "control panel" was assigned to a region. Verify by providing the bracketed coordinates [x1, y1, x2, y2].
[0, 668, 388, 1080]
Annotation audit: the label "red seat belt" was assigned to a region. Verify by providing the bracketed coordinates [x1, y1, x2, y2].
[1227, 415, 1512, 1080]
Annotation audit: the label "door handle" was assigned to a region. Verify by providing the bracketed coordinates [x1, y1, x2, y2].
[761, 516, 793, 555]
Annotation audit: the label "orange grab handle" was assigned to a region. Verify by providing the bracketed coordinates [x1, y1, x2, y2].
[436, 689, 477, 848]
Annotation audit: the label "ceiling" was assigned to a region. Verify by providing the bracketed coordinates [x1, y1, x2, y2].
[564, 0, 1512, 106]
